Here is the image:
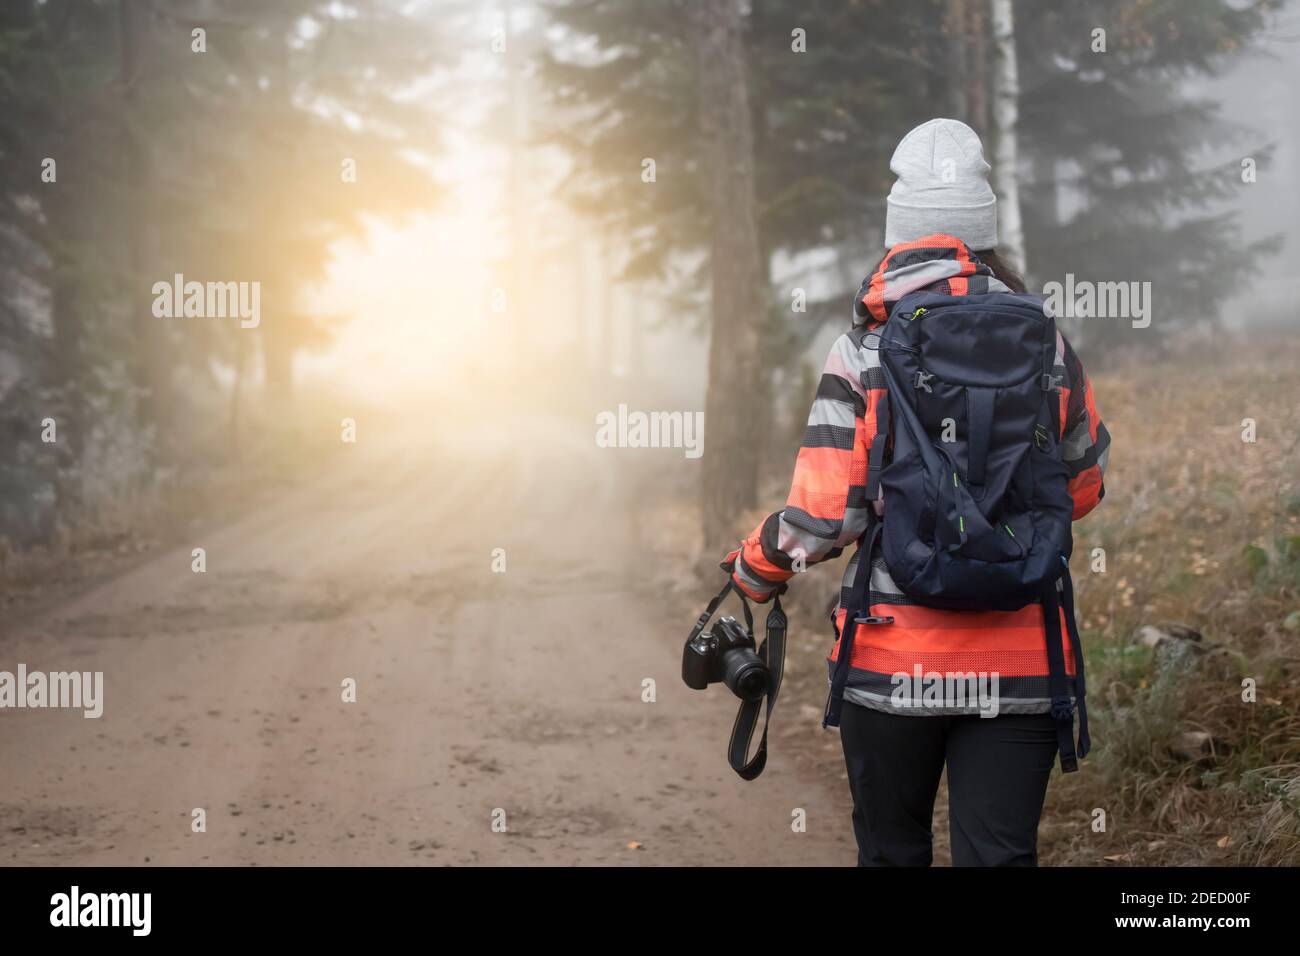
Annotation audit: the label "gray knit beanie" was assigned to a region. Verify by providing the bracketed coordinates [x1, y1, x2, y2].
[884, 118, 997, 250]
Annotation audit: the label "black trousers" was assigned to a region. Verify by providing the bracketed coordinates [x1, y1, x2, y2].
[839, 700, 1059, 867]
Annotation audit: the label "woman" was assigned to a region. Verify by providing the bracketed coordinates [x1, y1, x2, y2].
[723, 119, 1110, 866]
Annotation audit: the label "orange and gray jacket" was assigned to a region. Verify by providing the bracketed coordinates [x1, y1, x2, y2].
[726, 236, 1110, 715]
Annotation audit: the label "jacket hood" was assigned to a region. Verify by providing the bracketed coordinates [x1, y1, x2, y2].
[853, 233, 1012, 327]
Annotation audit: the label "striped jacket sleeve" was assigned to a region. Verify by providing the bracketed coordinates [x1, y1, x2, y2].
[1058, 334, 1109, 520]
[728, 331, 878, 601]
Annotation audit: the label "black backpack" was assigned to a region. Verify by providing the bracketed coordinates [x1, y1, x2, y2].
[826, 289, 1090, 772]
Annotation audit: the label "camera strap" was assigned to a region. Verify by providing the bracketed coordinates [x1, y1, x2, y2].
[727, 593, 786, 781]
[687, 578, 754, 648]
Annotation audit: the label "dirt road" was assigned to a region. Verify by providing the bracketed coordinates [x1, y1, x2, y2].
[0, 413, 855, 866]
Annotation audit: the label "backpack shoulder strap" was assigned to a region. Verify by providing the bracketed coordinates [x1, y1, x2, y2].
[1041, 563, 1091, 773]
[863, 389, 890, 504]
[1039, 317, 1065, 442]
[822, 518, 890, 729]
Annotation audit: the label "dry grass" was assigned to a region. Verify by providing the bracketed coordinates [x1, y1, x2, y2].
[1041, 334, 1300, 865]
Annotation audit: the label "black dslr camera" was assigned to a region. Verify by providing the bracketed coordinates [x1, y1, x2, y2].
[682, 615, 769, 702]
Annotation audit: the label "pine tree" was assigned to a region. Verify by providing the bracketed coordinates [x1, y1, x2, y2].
[0, 0, 446, 542]
[1012, 0, 1280, 348]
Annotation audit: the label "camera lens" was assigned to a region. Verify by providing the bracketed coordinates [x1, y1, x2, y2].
[722, 649, 768, 701]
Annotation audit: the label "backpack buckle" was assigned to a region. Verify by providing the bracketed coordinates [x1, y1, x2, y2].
[853, 615, 894, 625]
[913, 370, 934, 393]
[1040, 372, 1063, 392]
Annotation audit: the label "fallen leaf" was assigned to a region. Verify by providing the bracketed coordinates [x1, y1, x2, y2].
[1216, 835, 1232, 849]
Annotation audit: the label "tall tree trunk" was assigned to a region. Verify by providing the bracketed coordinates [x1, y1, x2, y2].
[748, 0, 776, 478]
[966, 0, 990, 137]
[120, 0, 171, 444]
[1026, 151, 1058, 290]
[944, 0, 970, 122]
[574, 234, 589, 370]
[627, 284, 644, 380]
[229, 333, 247, 461]
[595, 252, 613, 380]
[944, 1, 989, 137]
[261, 297, 294, 409]
[504, 0, 533, 352]
[694, 0, 763, 554]
[47, 193, 85, 519]
[991, 0, 1026, 273]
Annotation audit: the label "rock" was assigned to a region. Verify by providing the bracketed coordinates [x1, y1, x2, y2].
[1135, 626, 1167, 649]
[1158, 623, 1202, 642]
[1169, 730, 1214, 763]
[1135, 624, 1204, 651]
